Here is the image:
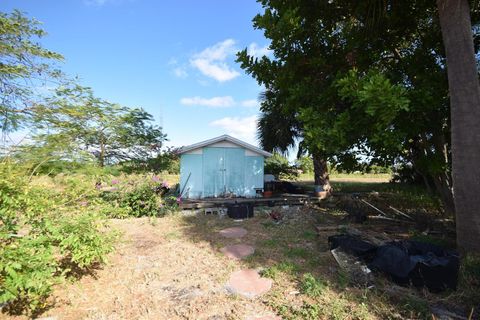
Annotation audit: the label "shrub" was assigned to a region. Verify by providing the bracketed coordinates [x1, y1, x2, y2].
[120, 183, 159, 217]
[98, 177, 180, 218]
[0, 236, 57, 313]
[265, 152, 298, 180]
[0, 163, 115, 315]
[300, 273, 326, 297]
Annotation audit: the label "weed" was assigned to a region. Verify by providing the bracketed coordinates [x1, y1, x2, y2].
[336, 268, 350, 289]
[459, 254, 480, 307]
[301, 231, 316, 240]
[401, 296, 430, 319]
[261, 262, 299, 279]
[262, 239, 279, 247]
[284, 247, 309, 259]
[300, 273, 326, 297]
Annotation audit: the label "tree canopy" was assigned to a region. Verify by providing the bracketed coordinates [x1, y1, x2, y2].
[0, 10, 63, 134]
[29, 84, 167, 167]
[236, 0, 478, 213]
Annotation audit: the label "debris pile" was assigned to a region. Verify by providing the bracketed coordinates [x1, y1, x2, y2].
[328, 234, 459, 292]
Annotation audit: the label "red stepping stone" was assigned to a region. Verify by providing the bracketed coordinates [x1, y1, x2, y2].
[219, 227, 247, 238]
[220, 244, 255, 260]
[226, 269, 273, 298]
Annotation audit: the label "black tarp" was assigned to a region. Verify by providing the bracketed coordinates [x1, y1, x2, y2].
[328, 235, 459, 292]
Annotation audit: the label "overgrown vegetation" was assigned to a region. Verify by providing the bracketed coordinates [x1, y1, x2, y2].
[0, 162, 179, 315]
[0, 163, 113, 315]
[0, 10, 182, 315]
[264, 152, 298, 180]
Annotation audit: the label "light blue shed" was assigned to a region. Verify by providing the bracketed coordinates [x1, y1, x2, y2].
[178, 135, 272, 199]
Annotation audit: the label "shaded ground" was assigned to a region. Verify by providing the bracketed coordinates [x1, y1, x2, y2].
[3, 197, 467, 319]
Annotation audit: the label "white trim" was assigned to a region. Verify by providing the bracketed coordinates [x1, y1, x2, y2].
[245, 149, 263, 156]
[184, 148, 203, 154]
[209, 141, 239, 148]
[178, 134, 272, 157]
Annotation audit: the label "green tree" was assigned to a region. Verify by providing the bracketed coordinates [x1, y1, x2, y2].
[32, 85, 166, 167]
[295, 156, 314, 174]
[238, 0, 465, 213]
[0, 10, 63, 133]
[264, 152, 298, 180]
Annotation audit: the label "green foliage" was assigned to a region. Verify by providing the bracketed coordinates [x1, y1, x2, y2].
[237, 0, 456, 212]
[52, 213, 115, 269]
[0, 10, 63, 132]
[122, 147, 180, 174]
[119, 183, 159, 217]
[284, 247, 309, 259]
[0, 236, 57, 313]
[98, 176, 178, 218]
[295, 156, 314, 174]
[261, 261, 299, 280]
[400, 296, 430, 319]
[0, 162, 115, 315]
[264, 152, 298, 180]
[29, 84, 167, 167]
[300, 273, 326, 298]
[459, 254, 480, 307]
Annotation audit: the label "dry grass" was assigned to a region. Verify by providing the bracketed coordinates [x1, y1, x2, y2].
[2, 204, 463, 320]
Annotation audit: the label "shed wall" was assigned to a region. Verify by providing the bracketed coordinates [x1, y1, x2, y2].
[180, 147, 265, 199]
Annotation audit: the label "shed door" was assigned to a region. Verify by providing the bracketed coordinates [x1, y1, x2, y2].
[203, 148, 225, 197]
[203, 147, 245, 197]
[225, 148, 245, 196]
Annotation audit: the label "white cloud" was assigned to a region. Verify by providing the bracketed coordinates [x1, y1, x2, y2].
[180, 96, 235, 108]
[168, 58, 178, 65]
[84, 0, 113, 6]
[180, 96, 259, 108]
[190, 39, 240, 82]
[84, 0, 133, 6]
[247, 42, 272, 59]
[240, 99, 259, 108]
[210, 115, 258, 143]
[173, 67, 188, 78]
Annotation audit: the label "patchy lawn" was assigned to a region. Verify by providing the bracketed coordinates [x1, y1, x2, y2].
[4, 202, 473, 320]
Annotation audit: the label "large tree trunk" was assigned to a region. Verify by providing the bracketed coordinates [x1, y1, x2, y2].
[312, 151, 331, 192]
[438, 0, 480, 253]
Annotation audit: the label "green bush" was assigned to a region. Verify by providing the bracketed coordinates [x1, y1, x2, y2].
[265, 152, 298, 180]
[0, 163, 115, 315]
[295, 156, 314, 173]
[300, 273, 326, 297]
[120, 183, 159, 217]
[98, 178, 179, 218]
[0, 236, 57, 313]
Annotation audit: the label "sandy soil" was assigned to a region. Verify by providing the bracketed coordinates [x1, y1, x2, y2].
[31, 215, 284, 320]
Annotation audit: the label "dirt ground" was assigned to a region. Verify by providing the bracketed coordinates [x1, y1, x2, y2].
[2, 200, 462, 320]
[39, 216, 282, 320]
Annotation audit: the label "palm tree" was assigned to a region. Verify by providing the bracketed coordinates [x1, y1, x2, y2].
[257, 90, 331, 190]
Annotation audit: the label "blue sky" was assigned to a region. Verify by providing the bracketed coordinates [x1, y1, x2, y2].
[1, 0, 270, 148]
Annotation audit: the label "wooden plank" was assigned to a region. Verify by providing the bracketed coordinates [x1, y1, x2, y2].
[180, 195, 321, 209]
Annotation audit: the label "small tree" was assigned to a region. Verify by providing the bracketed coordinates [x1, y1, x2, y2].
[32, 84, 166, 166]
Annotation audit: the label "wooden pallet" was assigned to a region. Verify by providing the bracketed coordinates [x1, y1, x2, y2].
[179, 194, 323, 209]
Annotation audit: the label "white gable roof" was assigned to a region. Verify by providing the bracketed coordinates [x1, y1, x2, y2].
[178, 135, 272, 157]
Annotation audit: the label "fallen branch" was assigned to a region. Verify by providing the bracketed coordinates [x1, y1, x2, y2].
[360, 199, 389, 217]
[369, 215, 415, 224]
[388, 205, 414, 221]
